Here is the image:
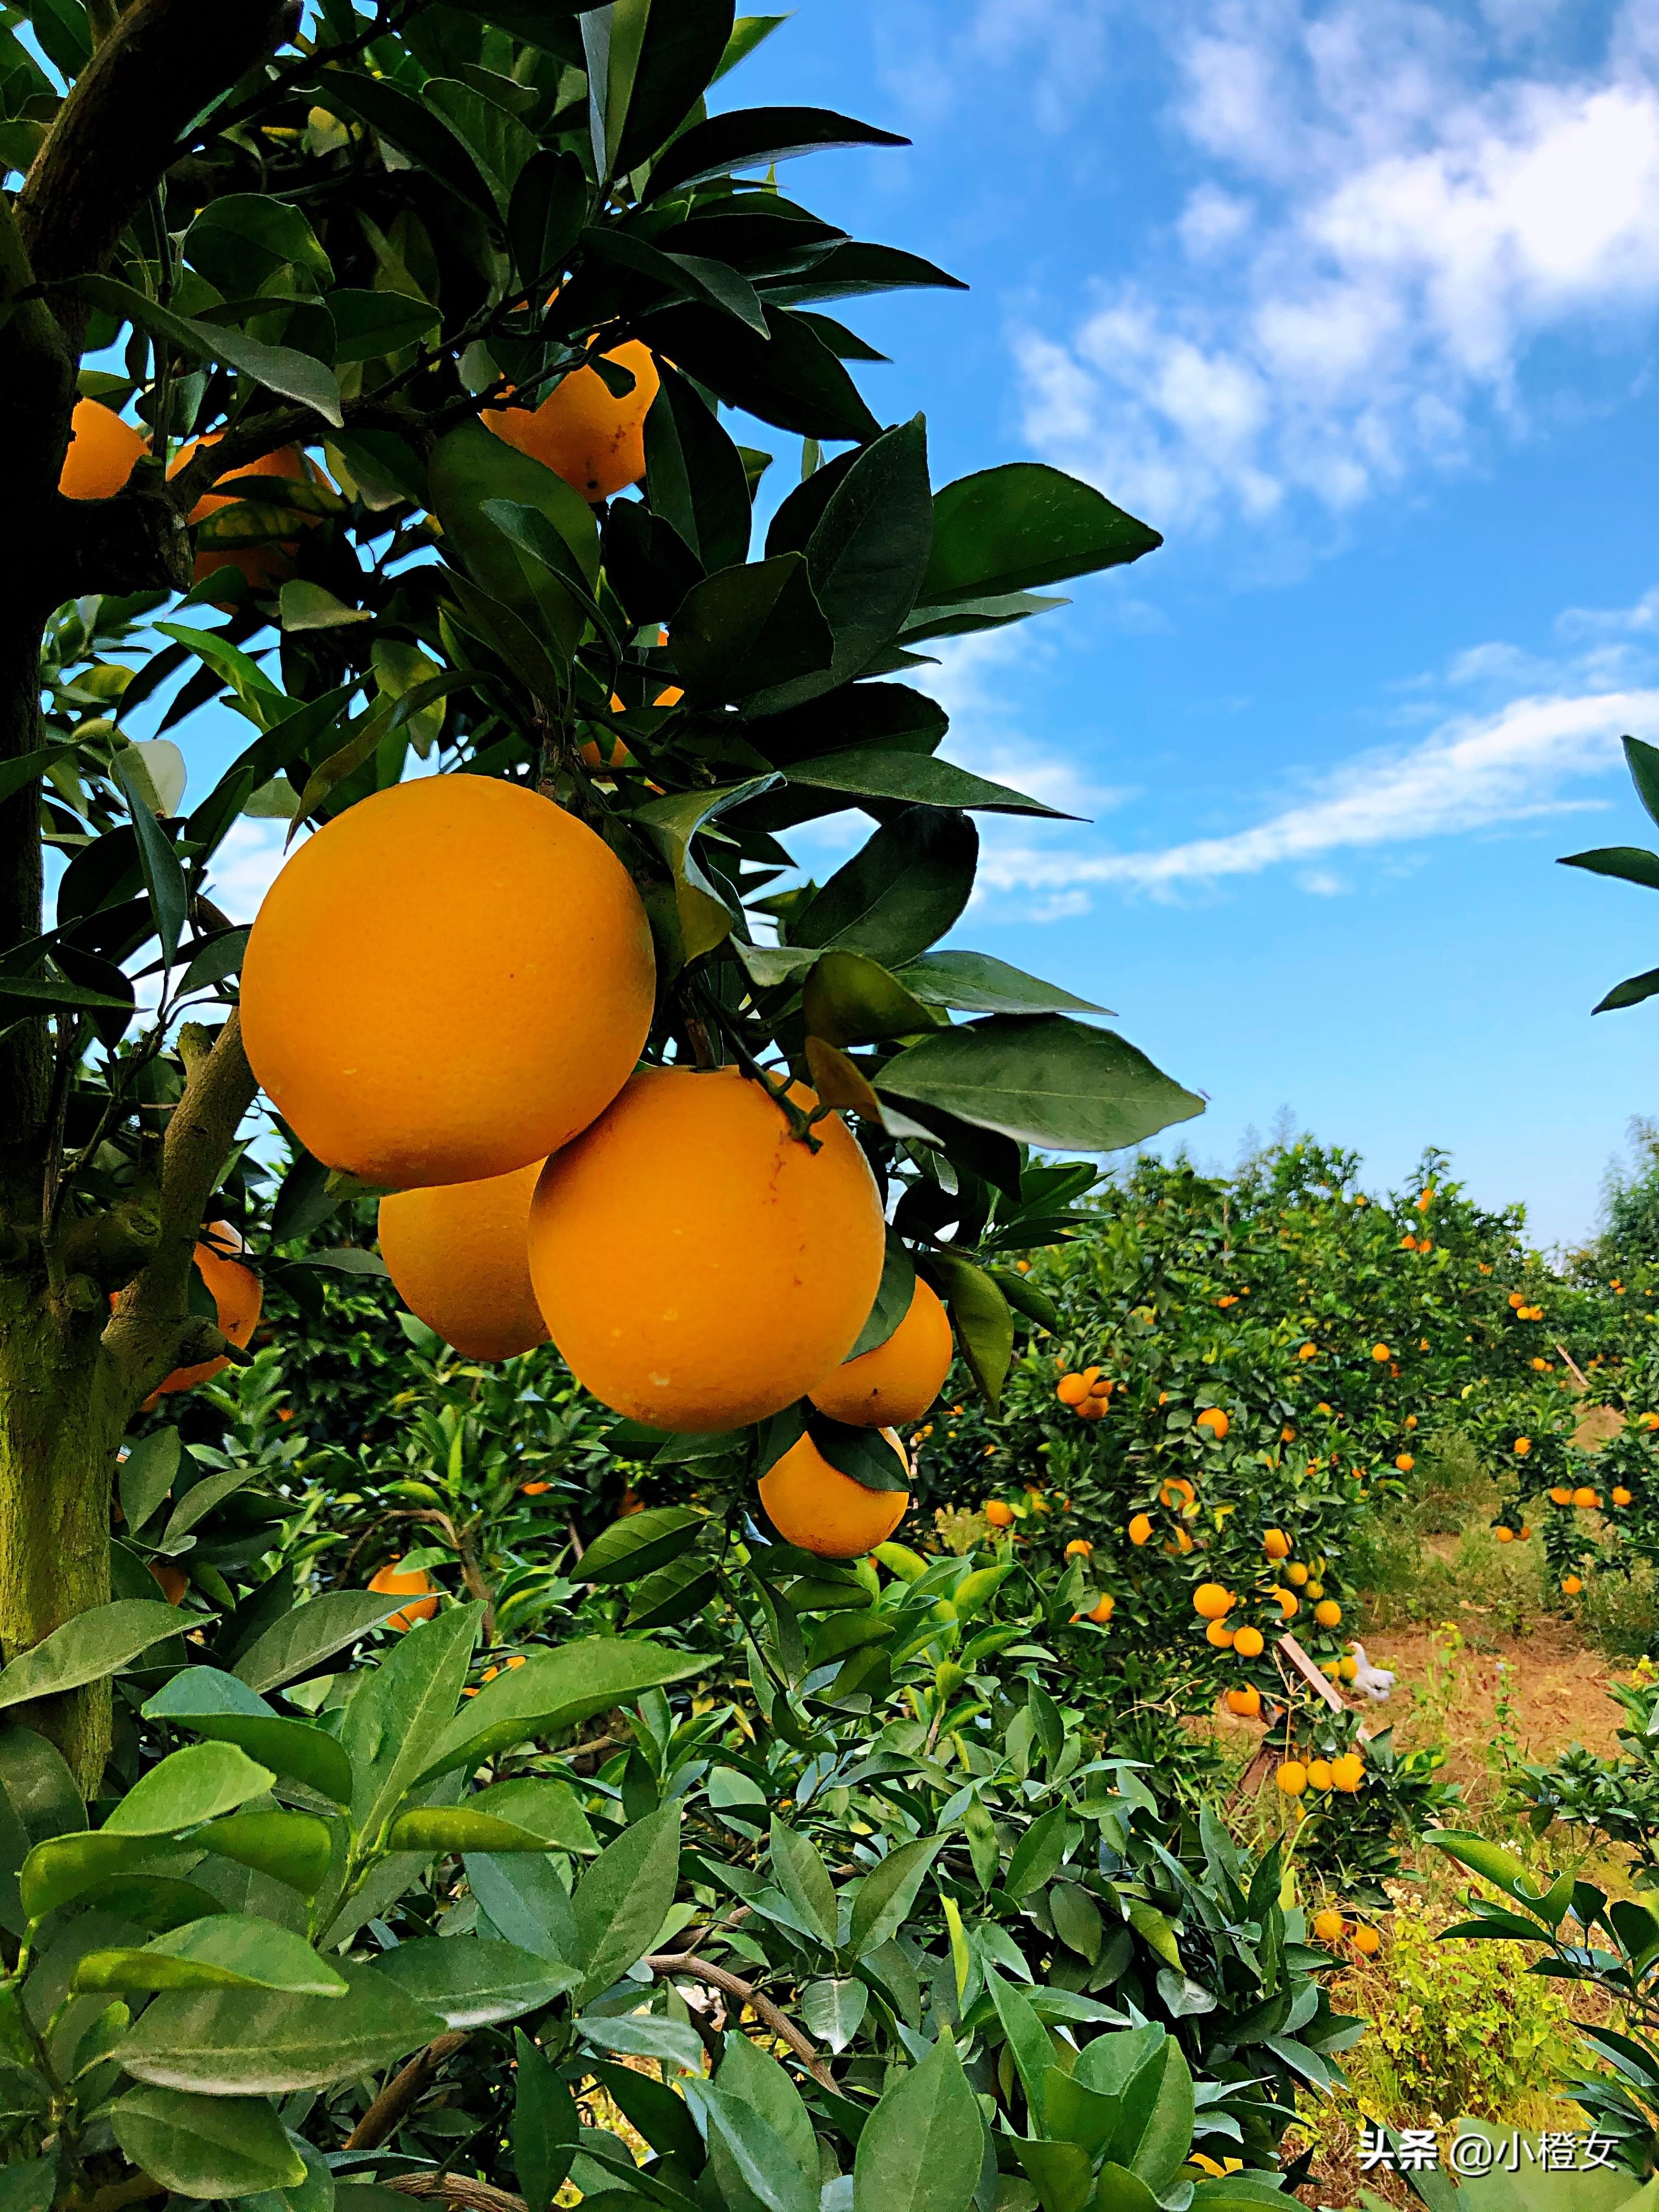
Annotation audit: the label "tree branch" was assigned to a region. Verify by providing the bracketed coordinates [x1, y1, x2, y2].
[345, 2032, 472, 2152]
[103, 1011, 256, 1401]
[646, 1953, 838, 2092]
[17, 0, 302, 311]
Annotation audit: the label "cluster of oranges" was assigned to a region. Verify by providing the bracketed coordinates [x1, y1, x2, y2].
[154, 770, 963, 1567]
[1507, 1292, 1546, 1321]
[1055, 1366, 1114, 1419]
[1547, 1483, 1624, 1510]
[1311, 1908, 1382, 1956]
[1276, 1750, 1365, 1796]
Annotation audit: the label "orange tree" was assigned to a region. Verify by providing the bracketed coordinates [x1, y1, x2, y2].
[0, 1, 1206, 1791]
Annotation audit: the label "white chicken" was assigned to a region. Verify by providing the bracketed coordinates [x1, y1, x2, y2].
[1348, 1642, 1395, 1701]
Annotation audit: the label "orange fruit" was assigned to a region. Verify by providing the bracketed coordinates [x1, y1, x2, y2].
[1233, 1625, 1265, 1658]
[1276, 1762, 1307, 1797]
[1494, 1525, 1515, 1543]
[1352, 1925, 1381, 1956]
[168, 436, 317, 597]
[1205, 1620, 1235, 1648]
[1297, 1342, 1317, 1360]
[480, 1655, 527, 1683]
[148, 1560, 189, 1604]
[59, 399, 145, 499]
[242, 777, 653, 1189]
[1065, 1538, 1093, 1559]
[521, 1481, 551, 1496]
[1263, 1528, 1291, 1559]
[1195, 1407, 1229, 1440]
[1284, 1561, 1309, 1586]
[1394, 1452, 1414, 1472]
[1056, 1372, 1089, 1406]
[1562, 1574, 1583, 1595]
[758, 1429, 908, 1559]
[985, 1499, 1014, 1528]
[1330, 1752, 1364, 1792]
[810, 1278, 953, 1426]
[370, 1558, 439, 1632]
[1313, 1599, 1342, 1629]
[1275, 1589, 1300, 1619]
[1549, 1486, 1573, 1506]
[485, 340, 659, 499]
[1087, 1594, 1115, 1625]
[1224, 1685, 1260, 1717]
[1075, 1397, 1105, 1421]
[1573, 1486, 1599, 1509]
[1128, 1513, 1153, 1546]
[1160, 1477, 1195, 1507]
[149, 1222, 262, 1396]
[1307, 1759, 1334, 1791]
[1371, 1343, 1390, 1362]
[1193, 1582, 1232, 1620]
[1312, 1908, 1346, 1944]
[1613, 1486, 1633, 1506]
[1514, 1437, 1532, 1457]
[379, 1162, 549, 1362]
[529, 1066, 883, 1431]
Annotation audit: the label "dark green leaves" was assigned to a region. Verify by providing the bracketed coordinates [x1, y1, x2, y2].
[514, 2029, 579, 2212]
[140, 1669, 354, 1806]
[374, 1936, 579, 2026]
[75, 1916, 348, 2000]
[793, 809, 977, 966]
[644, 106, 909, 200]
[115, 1965, 443, 2094]
[580, 1506, 704, 1583]
[571, 1804, 681, 2001]
[417, 1638, 699, 1782]
[671, 554, 833, 702]
[854, 2035, 980, 2212]
[613, 0, 737, 174]
[1559, 845, 1659, 892]
[879, 1016, 1204, 1152]
[921, 465, 1160, 604]
[78, 275, 343, 426]
[232, 1589, 411, 1694]
[639, 304, 879, 442]
[0, 1601, 189, 1713]
[645, 365, 753, 572]
[897, 951, 1106, 1016]
[927, 1256, 1012, 1409]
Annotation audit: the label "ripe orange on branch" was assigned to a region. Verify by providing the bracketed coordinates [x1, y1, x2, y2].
[59, 399, 145, 499]
[168, 436, 318, 597]
[486, 340, 659, 499]
[759, 1429, 909, 1559]
[369, 1558, 439, 1632]
[148, 1221, 262, 1397]
[378, 1161, 549, 1361]
[809, 1277, 953, 1426]
[242, 777, 654, 1188]
[528, 1066, 884, 1430]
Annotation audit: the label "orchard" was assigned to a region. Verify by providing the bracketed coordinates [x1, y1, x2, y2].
[1, 4, 1658, 2211]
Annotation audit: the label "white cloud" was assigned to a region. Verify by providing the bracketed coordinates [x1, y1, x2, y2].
[206, 817, 296, 922]
[877, 0, 1111, 135]
[978, 684, 1658, 898]
[1015, 0, 1659, 533]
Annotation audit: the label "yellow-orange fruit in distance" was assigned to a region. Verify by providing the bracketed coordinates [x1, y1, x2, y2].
[486, 341, 659, 499]
[369, 1558, 438, 1632]
[1353, 1925, 1381, 1956]
[151, 1223, 263, 1396]
[1330, 1752, 1365, 1792]
[1065, 1538, 1093, 1559]
[1312, 1908, 1346, 1944]
[1549, 1486, 1573, 1506]
[148, 1560, 188, 1604]
[1613, 1486, 1634, 1506]
[1056, 1372, 1089, 1407]
[1277, 1762, 1307, 1797]
[758, 1429, 908, 1559]
[168, 437, 315, 596]
[1195, 1406, 1229, 1439]
[1573, 1486, 1599, 1509]
[985, 1499, 1014, 1528]
[1313, 1599, 1342, 1628]
[1562, 1574, 1583, 1595]
[1088, 1594, 1115, 1624]
[378, 1161, 549, 1361]
[809, 1277, 953, 1426]
[1224, 1685, 1260, 1717]
[1494, 1524, 1515, 1542]
[1263, 1527, 1290, 1559]
[243, 778, 654, 1189]
[528, 1066, 884, 1431]
[60, 399, 145, 500]
[1128, 1513, 1153, 1545]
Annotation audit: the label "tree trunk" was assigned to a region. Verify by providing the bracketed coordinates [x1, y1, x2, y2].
[0, 1276, 123, 1790]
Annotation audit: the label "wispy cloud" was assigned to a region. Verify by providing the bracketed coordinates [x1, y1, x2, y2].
[1014, 0, 1659, 535]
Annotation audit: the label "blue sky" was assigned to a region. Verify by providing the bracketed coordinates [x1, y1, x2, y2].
[723, 0, 1659, 1248]
[191, 1, 1659, 1246]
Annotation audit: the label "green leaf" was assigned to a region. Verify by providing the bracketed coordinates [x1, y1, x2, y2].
[1625, 734, 1659, 832]
[21, 1831, 170, 1920]
[709, 2032, 819, 2212]
[314, 67, 497, 217]
[1427, 1831, 1538, 1906]
[115, 1961, 443, 2094]
[802, 1976, 867, 2051]
[1092, 2166, 1160, 2212]
[514, 2028, 580, 2212]
[769, 1817, 837, 1945]
[803, 947, 938, 1048]
[571, 1803, 681, 2002]
[1005, 1805, 1069, 1897]
[119, 1428, 181, 1536]
[0, 1726, 84, 1848]
[806, 1417, 911, 1493]
[879, 1015, 1204, 1152]
[424, 77, 538, 215]
[644, 365, 753, 572]
[921, 464, 1160, 603]
[794, 808, 977, 966]
[853, 2033, 982, 2212]
[1109, 2039, 1194, 2193]
[926, 1255, 1013, 1409]
[628, 775, 780, 966]
[74, 1915, 348, 1999]
[985, 1966, 1053, 2126]
[374, 1936, 579, 2027]
[417, 1638, 700, 1784]
[111, 2085, 307, 2201]
[232, 1590, 410, 1694]
[646, 105, 910, 198]
[465, 1850, 580, 1963]
[850, 1833, 943, 1956]
[140, 1671, 353, 1805]
[78, 275, 343, 426]
[1015, 2139, 1094, 2212]
[579, 2013, 707, 2072]
[103, 1742, 276, 1837]
[1042, 2069, 1119, 2154]
[385, 1807, 549, 1854]
[615, 0, 735, 172]
[895, 951, 1107, 1017]
[509, 149, 589, 301]
[750, 417, 934, 713]
[672, 552, 834, 702]
[769, 242, 968, 307]
[183, 195, 333, 294]
[278, 580, 369, 632]
[469, 1778, 597, 1854]
[0, 2159, 54, 2212]
[639, 302, 879, 442]
[784, 748, 1065, 817]
[579, 1506, 704, 1585]
[687, 2079, 815, 2212]
[114, 753, 188, 967]
[196, 1811, 334, 1898]
[1594, 966, 1659, 1013]
[1559, 845, 1659, 891]
[0, 1601, 197, 1713]
[428, 417, 600, 662]
[845, 1232, 917, 1361]
[342, 1604, 482, 1847]
[328, 287, 441, 365]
